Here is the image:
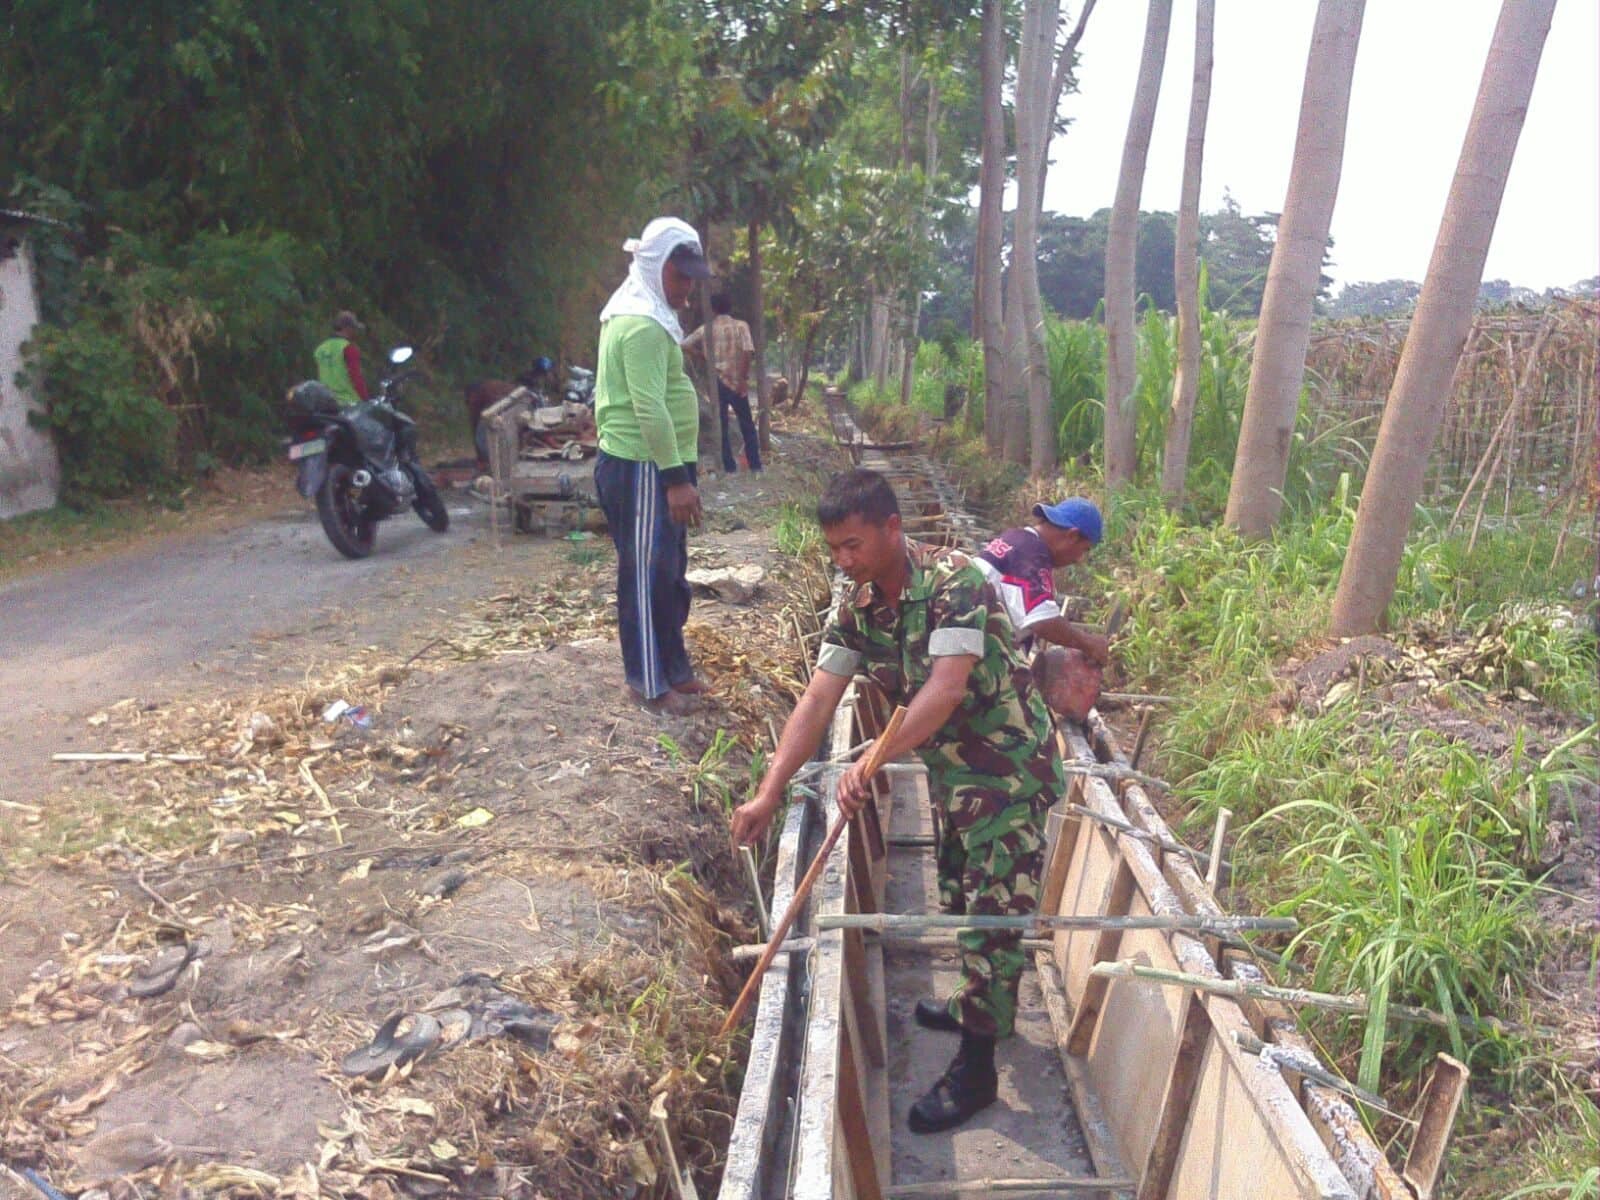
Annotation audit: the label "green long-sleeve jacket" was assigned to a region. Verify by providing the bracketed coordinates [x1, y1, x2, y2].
[594, 315, 699, 486]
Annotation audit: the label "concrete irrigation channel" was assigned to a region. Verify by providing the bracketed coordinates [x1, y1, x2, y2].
[716, 413, 1464, 1200]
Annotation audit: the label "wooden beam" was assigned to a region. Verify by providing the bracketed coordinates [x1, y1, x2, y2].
[883, 1177, 1138, 1196]
[1402, 1054, 1470, 1200]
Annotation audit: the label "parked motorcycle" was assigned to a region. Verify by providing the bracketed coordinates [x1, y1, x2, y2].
[562, 364, 595, 407]
[285, 346, 449, 559]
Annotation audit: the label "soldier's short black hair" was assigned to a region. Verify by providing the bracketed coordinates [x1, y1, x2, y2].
[710, 292, 733, 316]
[817, 468, 900, 528]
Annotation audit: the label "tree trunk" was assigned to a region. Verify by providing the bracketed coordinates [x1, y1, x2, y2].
[1331, 0, 1555, 635]
[1015, 0, 1060, 476]
[1103, 0, 1173, 489]
[1160, 0, 1215, 506]
[1036, 0, 1100, 213]
[1001, 271, 1030, 464]
[977, 0, 1007, 451]
[1225, 0, 1365, 535]
[749, 216, 770, 455]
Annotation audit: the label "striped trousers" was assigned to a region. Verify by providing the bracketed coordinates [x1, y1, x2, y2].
[593, 452, 695, 700]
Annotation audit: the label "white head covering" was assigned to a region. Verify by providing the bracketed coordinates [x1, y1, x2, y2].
[598, 216, 703, 343]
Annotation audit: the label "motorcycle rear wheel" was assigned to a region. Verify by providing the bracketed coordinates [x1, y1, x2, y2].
[410, 465, 450, 533]
[316, 463, 377, 558]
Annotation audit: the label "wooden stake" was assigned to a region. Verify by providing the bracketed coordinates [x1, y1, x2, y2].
[719, 706, 907, 1037]
[1128, 705, 1153, 770]
[1203, 807, 1232, 891]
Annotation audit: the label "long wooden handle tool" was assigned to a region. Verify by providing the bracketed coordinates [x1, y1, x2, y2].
[719, 705, 907, 1037]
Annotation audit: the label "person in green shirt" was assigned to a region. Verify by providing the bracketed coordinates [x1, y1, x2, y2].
[592, 217, 712, 717]
[312, 311, 370, 409]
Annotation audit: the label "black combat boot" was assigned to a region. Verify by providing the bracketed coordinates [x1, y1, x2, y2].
[908, 1029, 998, 1134]
[914, 997, 963, 1033]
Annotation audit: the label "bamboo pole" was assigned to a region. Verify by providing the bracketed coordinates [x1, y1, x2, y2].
[1089, 960, 1531, 1037]
[818, 912, 1296, 935]
[1063, 762, 1170, 792]
[719, 706, 907, 1037]
[883, 1176, 1136, 1196]
[1098, 691, 1178, 705]
[1233, 1030, 1394, 1114]
[1064, 803, 1222, 871]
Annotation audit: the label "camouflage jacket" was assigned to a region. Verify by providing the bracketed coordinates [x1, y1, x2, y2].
[816, 539, 1060, 790]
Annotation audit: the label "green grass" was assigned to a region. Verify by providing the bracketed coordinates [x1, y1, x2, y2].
[773, 501, 824, 558]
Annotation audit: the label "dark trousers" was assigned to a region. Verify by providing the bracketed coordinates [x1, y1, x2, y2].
[717, 379, 762, 473]
[594, 452, 695, 700]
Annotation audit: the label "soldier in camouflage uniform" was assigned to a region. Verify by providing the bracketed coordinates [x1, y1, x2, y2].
[731, 468, 1064, 1134]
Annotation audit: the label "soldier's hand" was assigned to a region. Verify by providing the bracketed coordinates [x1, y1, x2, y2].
[837, 756, 878, 820]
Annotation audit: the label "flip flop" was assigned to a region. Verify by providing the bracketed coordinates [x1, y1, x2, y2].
[339, 1012, 442, 1078]
[129, 942, 197, 998]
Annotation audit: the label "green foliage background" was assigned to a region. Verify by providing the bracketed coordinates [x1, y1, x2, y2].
[3, 0, 670, 501]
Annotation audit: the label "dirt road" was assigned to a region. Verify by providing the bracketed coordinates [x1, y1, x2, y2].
[0, 492, 556, 799]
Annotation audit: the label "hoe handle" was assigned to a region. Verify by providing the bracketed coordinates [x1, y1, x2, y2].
[720, 706, 907, 1037]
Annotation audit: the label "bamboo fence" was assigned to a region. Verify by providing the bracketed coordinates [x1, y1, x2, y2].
[1304, 298, 1598, 507]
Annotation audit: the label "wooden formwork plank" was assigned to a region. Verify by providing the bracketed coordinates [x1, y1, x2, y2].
[718, 798, 810, 1200]
[1065, 860, 1136, 1055]
[1035, 951, 1135, 1197]
[791, 702, 860, 1200]
[1091, 720, 1412, 1200]
[839, 970, 886, 1200]
[1136, 993, 1213, 1200]
[1059, 728, 1355, 1200]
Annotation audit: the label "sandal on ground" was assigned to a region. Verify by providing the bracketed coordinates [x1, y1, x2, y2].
[340, 1012, 443, 1078]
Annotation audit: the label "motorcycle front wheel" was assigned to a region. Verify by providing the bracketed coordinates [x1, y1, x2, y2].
[316, 463, 377, 559]
[409, 464, 450, 533]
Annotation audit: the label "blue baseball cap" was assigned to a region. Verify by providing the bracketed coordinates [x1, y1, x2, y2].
[1033, 497, 1103, 545]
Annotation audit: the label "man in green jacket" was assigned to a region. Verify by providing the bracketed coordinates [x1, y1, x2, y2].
[592, 217, 712, 717]
[313, 311, 370, 409]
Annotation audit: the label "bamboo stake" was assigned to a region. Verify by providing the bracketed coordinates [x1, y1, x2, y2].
[883, 1176, 1136, 1196]
[818, 912, 1296, 935]
[739, 846, 770, 941]
[719, 706, 908, 1037]
[1089, 961, 1531, 1037]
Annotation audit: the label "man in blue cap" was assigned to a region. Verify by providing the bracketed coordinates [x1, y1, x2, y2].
[975, 496, 1108, 665]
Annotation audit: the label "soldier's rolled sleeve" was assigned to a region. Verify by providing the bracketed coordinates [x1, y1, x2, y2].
[928, 564, 996, 655]
[929, 628, 985, 657]
[816, 642, 862, 676]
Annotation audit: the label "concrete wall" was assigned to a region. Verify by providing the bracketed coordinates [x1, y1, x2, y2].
[0, 240, 60, 518]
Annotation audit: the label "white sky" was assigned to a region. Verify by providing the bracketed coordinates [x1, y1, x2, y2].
[1040, 0, 1600, 291]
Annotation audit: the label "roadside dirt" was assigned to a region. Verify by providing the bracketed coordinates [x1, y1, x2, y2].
[0, 425, 846, 1197]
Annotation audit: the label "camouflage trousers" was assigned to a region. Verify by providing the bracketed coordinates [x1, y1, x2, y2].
[928, 767, 1053, 1039]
